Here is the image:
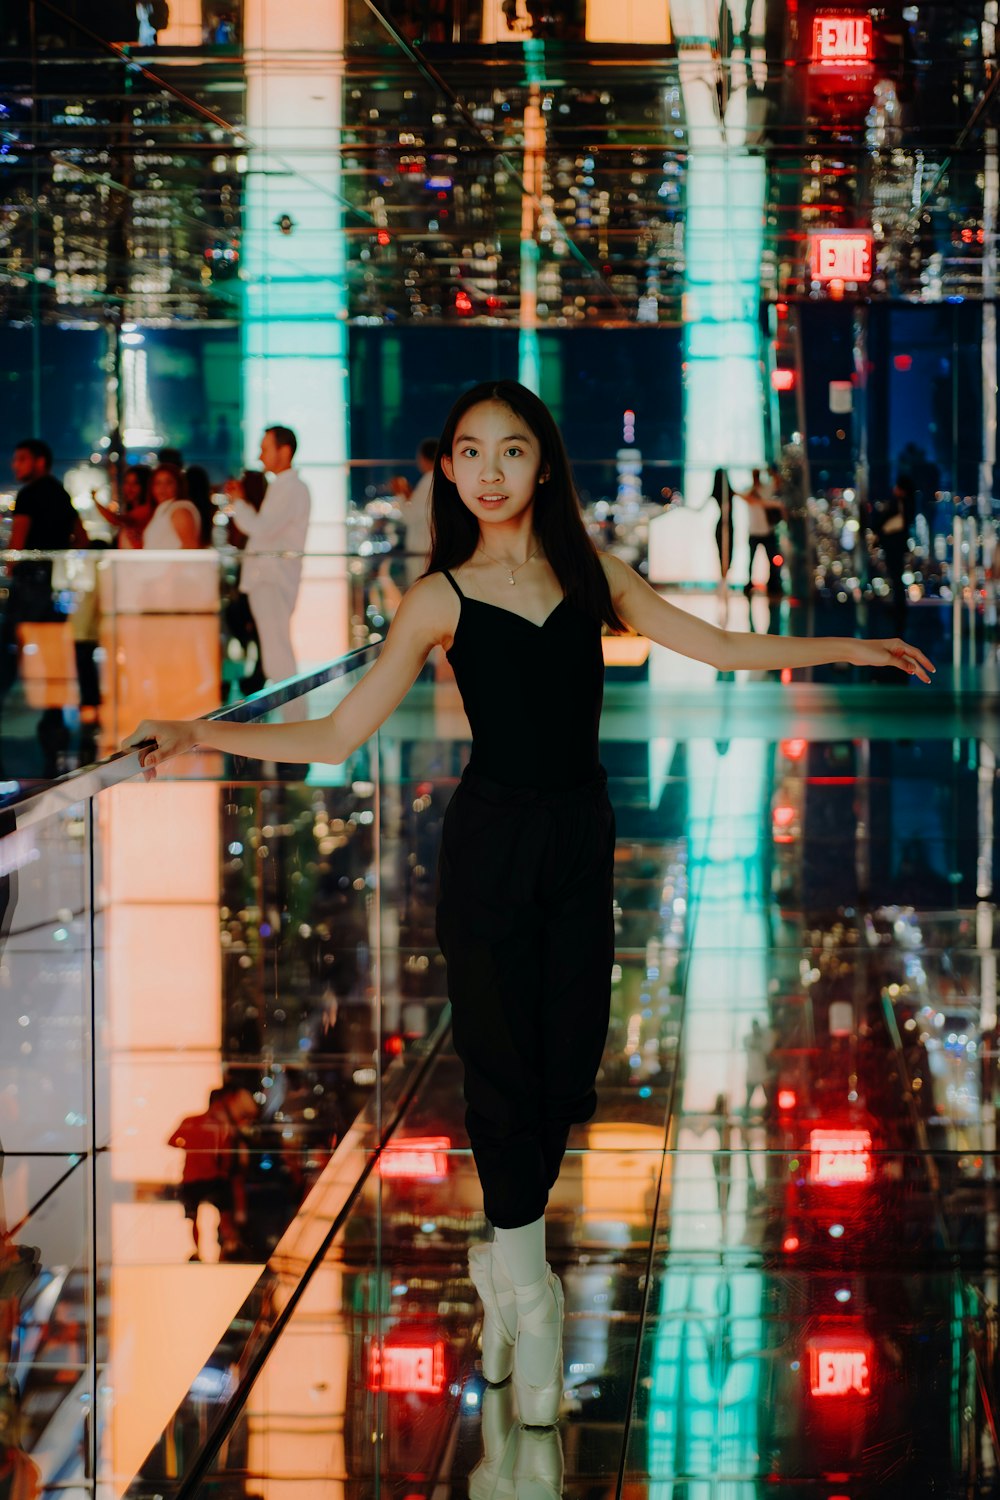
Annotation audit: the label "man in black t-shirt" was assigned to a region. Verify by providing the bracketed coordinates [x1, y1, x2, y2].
[11, 439, 85, 555]
[4, 441, 89, 776]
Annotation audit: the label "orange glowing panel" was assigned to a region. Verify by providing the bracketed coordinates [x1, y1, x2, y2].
[378, 1136, 452, 1180]
[368, 1337, 447, 1394]
[810, 231, 873, 283]
[781, 738, 808, 760]
[808, 1128, 873, 1185]
[807, 1335, 872, 1397]
[812, 14, 873, 65]
[771, 368, 796, 392]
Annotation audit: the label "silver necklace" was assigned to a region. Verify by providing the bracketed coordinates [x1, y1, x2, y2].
[476, 541, 541, 585]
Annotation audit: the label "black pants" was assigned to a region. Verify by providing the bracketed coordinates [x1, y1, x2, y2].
[881, 530, 908, 634]
[747, 530, 782, 595]
[435, 765, 616, 1229]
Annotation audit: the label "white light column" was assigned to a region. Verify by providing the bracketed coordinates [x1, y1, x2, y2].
[243, 0, 350, 666]
[661, 1, 767, 585]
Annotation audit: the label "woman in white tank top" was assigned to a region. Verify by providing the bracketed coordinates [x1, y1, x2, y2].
[143, 463, 201, 548]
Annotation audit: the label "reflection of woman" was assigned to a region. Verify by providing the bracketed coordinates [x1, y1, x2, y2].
[142, 464, 201, 549]
[123, 380, 936, 1428]
[711, 467, 733, 581]
[93, 465, 153, 549]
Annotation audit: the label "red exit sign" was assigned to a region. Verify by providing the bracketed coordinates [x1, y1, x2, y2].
[810, 232, 873, 283]
[808, 1127, 873, 1185]
[808, 1336, 872, 1398]
[812, 14, 873, 64]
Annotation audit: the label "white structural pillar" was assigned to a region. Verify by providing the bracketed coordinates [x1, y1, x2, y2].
[243, 0, 350, 666]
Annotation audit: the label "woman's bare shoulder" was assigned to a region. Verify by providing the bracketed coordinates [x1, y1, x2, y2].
[597, 550, 634, 603]
[397, 570, 461, 650]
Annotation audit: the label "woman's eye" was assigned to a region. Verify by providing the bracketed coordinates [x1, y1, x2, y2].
[505, 448, 522, 457]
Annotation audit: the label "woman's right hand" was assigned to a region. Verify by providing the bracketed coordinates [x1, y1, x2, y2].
[119, 719, 200, 773]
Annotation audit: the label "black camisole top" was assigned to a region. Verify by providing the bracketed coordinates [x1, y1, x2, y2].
[441, 567, 605, 790]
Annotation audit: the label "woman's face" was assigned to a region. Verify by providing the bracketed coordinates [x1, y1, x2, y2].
[151, 468, 178, 505]
[440, 400, 547, 530]
[122, 470, 142, 504]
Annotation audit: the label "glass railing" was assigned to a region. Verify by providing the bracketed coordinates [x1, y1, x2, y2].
[0, 530, 991, 798]
[0, 647, 434, 1494]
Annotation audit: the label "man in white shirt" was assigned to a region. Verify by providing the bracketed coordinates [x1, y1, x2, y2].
[225, 426, 311, 686]
[402, 437, 436, 586]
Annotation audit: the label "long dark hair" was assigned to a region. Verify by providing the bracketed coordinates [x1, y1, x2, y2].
[424, 380, 627, 632]
[185, 464, 215, 545]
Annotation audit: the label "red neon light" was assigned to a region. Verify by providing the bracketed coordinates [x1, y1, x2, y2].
[780, 667, 792, 685]
[894, 353, 913, 371]
[810, 232, 872, 284]
[783, 1233, 800, 1252]
[778, 1088, 797, 1111]
[772, 804, 796, 828]
[808, 1128, 873, 1185]
[378, 1136, 452, 1181]
[368, 1337, 447, 1394]
[811, 14, 873, 65]
[781, 737, 807, 761]
[771, 368, 795, 392]
[807, 1336, 872, 1398]
[455, 290, 473, 313]
[773, 552, 784, 565]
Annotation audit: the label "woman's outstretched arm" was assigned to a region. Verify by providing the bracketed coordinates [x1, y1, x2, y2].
[120, 574, 448, 771]
[602, 554, 935, 682]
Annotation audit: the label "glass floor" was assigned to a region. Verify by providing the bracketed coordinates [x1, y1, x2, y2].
[2, 592, 998, 1498]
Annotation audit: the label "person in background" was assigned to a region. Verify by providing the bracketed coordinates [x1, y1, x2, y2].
[167, 1085, 255, 1261]
[93, 464, 153, 549]
[142, 463, 201, 549]
[224, 426, 311, 688]
[9, 440, 87, 557]
[225, 470, 268, 696]
[5, 440, 89, 776]
[872, 474, 913, 634]
[185, 465, 217, 547]
[398, 437, 437, 586]
[710, 467, 733, 587]
[740, 466, 787, 600]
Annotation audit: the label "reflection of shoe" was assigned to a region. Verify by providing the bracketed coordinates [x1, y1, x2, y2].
[513, 1268, 564, 1426]
[469, 1242, 518, 1383]
[514, 1423, 564, 1500]
[469, 1383, 518, 1500]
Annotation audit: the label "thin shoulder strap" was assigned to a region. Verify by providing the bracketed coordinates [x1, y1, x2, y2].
[441, 568, 464, 600]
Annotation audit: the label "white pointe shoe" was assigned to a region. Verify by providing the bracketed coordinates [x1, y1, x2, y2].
[512, 1267, 564, 1427]
[514, 1423, 564, 1500]
[469, 1383, 518, 1500]
[468, 1241, 519, 1383]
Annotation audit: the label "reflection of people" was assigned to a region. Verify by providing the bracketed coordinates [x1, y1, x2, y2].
[225, 426, 311, 688]
[124, 380, 937, 1423]
[711, 467, 733, 582]
[743, 1018, 774, 1116]
[168, 1086, 256, 1261]
[872, 475, 912, 634]
[740, 467, 786, 599]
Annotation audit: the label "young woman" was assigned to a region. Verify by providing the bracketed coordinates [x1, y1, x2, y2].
[93, 464, 154, 549]
[142, 463, 201, 549]
[121, 380, 934, 1426]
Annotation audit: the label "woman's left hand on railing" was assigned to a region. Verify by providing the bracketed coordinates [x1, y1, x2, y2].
[120, 719, 199, 777]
